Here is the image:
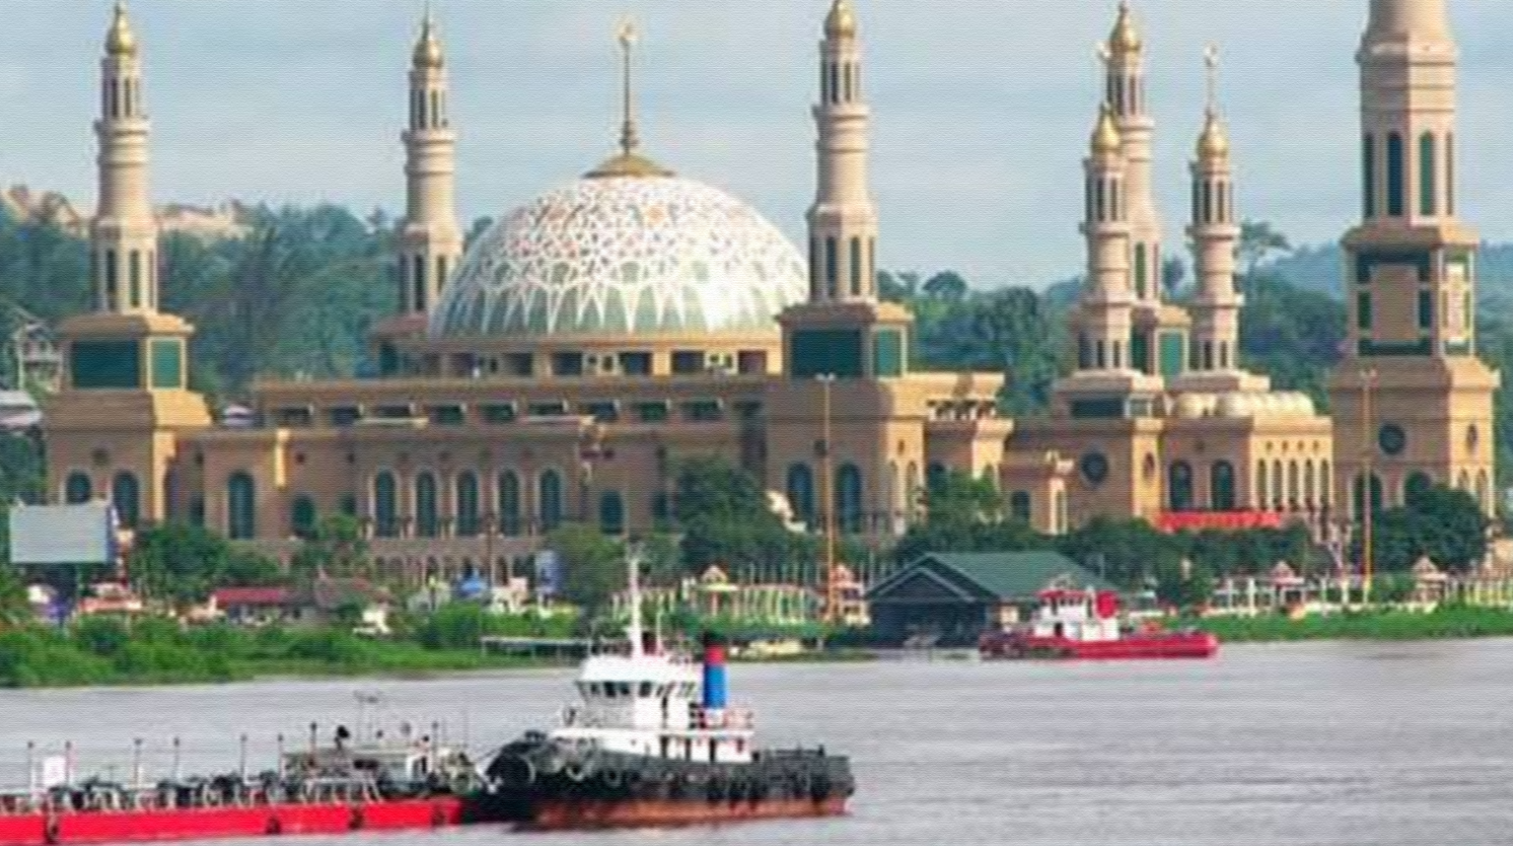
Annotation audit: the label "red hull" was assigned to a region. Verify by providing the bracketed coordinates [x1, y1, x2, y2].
[530, 796, 848, 830]
[983, 632, 1219, 661]
[0, 797, 464, 845]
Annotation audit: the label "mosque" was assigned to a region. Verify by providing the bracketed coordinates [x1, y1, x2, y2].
[39, 0, 1497, 588]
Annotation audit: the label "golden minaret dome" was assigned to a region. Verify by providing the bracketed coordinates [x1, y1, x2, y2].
[1091, 104, 1123, 156]
[825, 0, 858, 39]
[1107, 1, 1142, 55]
[414, 13, 444, 68]
[105, 1, 138, 57]
[1197, 112, 1229, 160]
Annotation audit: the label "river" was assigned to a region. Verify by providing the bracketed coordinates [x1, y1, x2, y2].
[2, 639, 1511, 845]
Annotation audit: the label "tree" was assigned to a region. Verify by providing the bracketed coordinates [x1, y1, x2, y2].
[128, 523, 260, 607]
[1057, 518, 1183, 590]
[970, 288, 1058, 414]
[1357, 485, 1490, 573]
[545, 524, 625, 622]
[1238, 220, 1293, 281]
[1154, 559, 1214, 611]
[922, 271, 968, 302]
[672, 457, 807, 581]
[289, 515, 369, 585]
[893, 470, 1046, 564]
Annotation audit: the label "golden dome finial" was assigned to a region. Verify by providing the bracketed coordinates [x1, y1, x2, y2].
[585, 17, 673, 180]
[105, 0, 138, 57]
[413, 5, 445, 69]
[1197, 45, 1229, 160]
[826, 0, 858, 40]
[1092, 103, 1123, 156]
[1107, 1, 1142, 55]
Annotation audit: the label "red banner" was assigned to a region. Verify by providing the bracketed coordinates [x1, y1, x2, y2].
[1155, 511, 1285, 533]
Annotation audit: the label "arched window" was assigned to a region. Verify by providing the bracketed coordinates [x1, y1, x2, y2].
[1419, 132, 1437, 216]
[1272, 461, 1285, 510]
[824, 237, 838, 298]
[1362, 134, 1376, 218]
[498, 472, 522, 536]
[1446, 132, 1456, 215]
[1009, 491, 1032, 523]
[1353, 473, 1384, 517]
[1168, 462, 1194, 512]
[65, 472, 93, 505]
[415, 472, 439, 538]
[926, 462, 948, 495]
[1386, 132, 1405, 216]
[1210, 462, 1236, 512]
[539, 470, 564, 532]
[227, 472, 256, 540]
[905, 461, 921, 517]
[455, 472, 481, 537]
[128, 251, 142, 309]
[411, 256, 425, 310]
[1255, 460, 1268, 509]
[1287, 461, 1301, 509]
[1320, 460, 1332, 507]
[1303, 460, 1316, 507]
[291, 496, 317, 539]
[1405, 471, 1433, 508]
[652, 492, 672, 526]
[374, 471, 399, 538]
[836, 464, 864, 534]
[786, 464, 816, 526]
[849, 237, 862, 296]
[808, 238, 820, 300]
[111, 472, 141, 529]
[1476, 470, 1489, 510]
[599, 492, 626, 535]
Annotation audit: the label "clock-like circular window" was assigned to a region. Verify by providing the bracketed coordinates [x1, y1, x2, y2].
[1080, 452, 1110, 485]
[1378, 424, 1407, 457]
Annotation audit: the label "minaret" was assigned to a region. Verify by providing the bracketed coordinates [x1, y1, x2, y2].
[806, 0, 878, 303]
[1075, 105, 1134, 375]
[1329, 0, 1498, 516]
[1103, 2, 1161, 306]
[398, 9, 462, 317]
[93, 0, 159, 314]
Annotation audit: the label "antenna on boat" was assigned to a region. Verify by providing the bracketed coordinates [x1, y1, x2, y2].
[626, 542, 645, 659]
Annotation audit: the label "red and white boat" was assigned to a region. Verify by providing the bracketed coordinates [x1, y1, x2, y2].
[979, 588, 1218, 661]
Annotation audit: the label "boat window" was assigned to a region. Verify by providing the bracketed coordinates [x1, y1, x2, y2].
[601, 683, 615, 698]
[616, 682, 633, 697]
[639, 682, 654, 697]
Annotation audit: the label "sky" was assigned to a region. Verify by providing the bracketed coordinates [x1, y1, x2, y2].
[0, 1, 1510, 287]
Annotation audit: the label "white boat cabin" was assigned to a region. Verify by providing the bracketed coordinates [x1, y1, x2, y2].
[1028, 589, 1122, 643]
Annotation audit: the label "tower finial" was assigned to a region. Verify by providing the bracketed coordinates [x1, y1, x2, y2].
[414, 3, 444, 69]
[826, 0, 858, 40]
[1204, 43, 1220, 116]
[106, 0, 138, 57]
[1108, 1, 1142, 55]
[617, 16, 640, 158]
[1196, 45, 1229, 160]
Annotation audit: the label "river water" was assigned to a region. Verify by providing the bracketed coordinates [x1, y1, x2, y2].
[1, 639, 1511, 846]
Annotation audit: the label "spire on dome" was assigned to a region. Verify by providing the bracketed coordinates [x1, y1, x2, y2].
[1196, 45, 1229, 160]
[585, 16, 673, 179]
[105, 0, 138, 57]
[825, 0, 858, 40]
[413, 5, 444, 69]
[1107, 1, 1141, 56]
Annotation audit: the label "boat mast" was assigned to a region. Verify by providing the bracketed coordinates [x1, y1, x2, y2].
[626, 544, 645, 658]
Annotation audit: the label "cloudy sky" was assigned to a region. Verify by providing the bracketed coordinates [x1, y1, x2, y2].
[0, 1, 1509, 287]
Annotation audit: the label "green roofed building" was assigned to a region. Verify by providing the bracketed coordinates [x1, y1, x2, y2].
[866, 552, 1114, 646]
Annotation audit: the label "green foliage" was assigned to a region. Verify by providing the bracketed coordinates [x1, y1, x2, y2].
[894, 470, 1045, 564]
[128, 523, 282, 607]
[1239, 274, 1345, 406]
[672, 457, 812, 580]
[1354, 485, 1490, 573]
[1154, 560, 1215, 610]
[1196, 605, 1513, 643]
[289, 515, 369, 585]
[545, 523, 625, 619]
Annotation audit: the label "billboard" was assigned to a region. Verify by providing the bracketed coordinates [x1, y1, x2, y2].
[7, 502, 116, 565]
[534, 550, 564, 599]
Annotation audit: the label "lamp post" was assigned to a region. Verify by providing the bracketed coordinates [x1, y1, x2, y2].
[1360, 367, 1378, 605]
[817, 374, 839, 625]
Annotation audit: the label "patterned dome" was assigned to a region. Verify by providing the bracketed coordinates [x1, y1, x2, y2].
[429, 175, 807, 340]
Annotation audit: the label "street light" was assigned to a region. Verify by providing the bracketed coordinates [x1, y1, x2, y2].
[816, 374, 839, 625]
[1359, 367, 1379, 605]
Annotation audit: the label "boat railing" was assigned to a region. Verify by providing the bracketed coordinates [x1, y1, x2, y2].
[690, 705, 755, 731]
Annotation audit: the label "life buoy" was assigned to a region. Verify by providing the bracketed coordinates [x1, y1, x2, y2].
[602, 770, 624, 788]
[564, 763, 588, 783]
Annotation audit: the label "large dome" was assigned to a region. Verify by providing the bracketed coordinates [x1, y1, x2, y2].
[429, 174, 808, 340]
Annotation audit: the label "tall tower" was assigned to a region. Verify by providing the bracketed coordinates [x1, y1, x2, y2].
[1102, 2, 1190, 381]
[94, 0, 159, 314]
[1328, 0, 1498, 516]
[1072, 106, 1135, 378]
[1177, 47, 1268, 394]
[44, 1, 210, 527]
[806, 0, 879, 304]
[399, 11, 462, 317]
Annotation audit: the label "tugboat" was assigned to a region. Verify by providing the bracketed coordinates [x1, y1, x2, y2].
[476, 553, 855, 830]
[979, 587, 1219, 661]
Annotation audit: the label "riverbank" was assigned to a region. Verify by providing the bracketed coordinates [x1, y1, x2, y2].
[1191, 605, 1513, 643]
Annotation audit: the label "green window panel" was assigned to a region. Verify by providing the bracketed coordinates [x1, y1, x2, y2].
[1419, 133, 1437, 217]
[1159, 332, 1185, 378]
[789, 329, 864, 378]
[1069, 399, 1125, 419]
[1130, 331, 1150, 374]
[1363, 134, 1376, 218]
[873, 329, 905, 378]
[149, 339, 183, 389]
[1417, 290, 1434, 330]
[1386, 132, 1405, 216]
[72, 340, 141, 389]
[1134, 243, 1148, 299]
[1357, 293, 1373, 330]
